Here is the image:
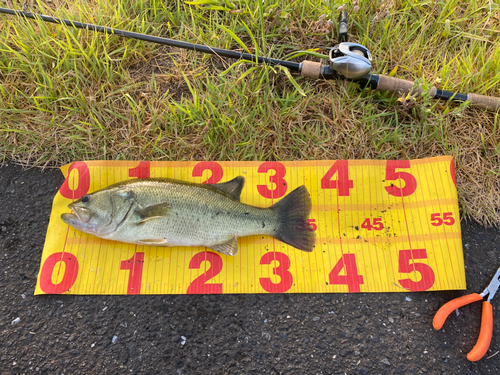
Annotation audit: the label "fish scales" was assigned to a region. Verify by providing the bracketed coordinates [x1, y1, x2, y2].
[108, 180, 279, 247]
[61, 176, 315, 256]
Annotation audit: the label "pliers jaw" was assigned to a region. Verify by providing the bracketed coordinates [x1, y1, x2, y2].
[480, 267, 500, 303]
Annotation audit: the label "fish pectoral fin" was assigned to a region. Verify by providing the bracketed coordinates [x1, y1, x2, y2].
[135, 202, 171, 224]
[137, 238, 169, 245]
[209, 176, 245, 201]
[210, 237, 239, 256]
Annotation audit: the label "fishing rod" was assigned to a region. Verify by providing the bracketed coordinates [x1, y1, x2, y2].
[1, 7, 499, 112]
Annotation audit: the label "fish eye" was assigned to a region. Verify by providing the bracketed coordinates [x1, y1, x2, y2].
[82, 195, 90, 203]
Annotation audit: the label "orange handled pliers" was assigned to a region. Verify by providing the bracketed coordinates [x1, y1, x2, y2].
[433, 267, 500, 362]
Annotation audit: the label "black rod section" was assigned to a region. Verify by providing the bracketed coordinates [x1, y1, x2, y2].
[0, 7, 301, 71]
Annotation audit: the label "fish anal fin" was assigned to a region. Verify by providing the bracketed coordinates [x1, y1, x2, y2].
[209, 176, 245, 201]
[210, 237, 239, 256]
[135, 202, 170, 224]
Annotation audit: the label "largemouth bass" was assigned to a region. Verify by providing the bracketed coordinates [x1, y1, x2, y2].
[60, 177, 315, 256]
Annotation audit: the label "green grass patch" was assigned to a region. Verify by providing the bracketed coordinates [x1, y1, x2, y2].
[0, 0, 499, 225]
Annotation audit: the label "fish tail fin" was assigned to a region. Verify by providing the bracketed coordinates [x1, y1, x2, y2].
[270, 186, 315, 252]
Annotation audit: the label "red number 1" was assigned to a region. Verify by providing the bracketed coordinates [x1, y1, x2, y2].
[120, 252, 145, 295]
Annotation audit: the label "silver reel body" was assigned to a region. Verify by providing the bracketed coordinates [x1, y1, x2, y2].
[329, 42, 372, 79]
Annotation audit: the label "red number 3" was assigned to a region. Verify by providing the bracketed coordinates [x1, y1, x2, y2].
[257, 162, 287, 199]
[259, 252, 293, 293]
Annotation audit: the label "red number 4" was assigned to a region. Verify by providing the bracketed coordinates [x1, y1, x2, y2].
[328, 254, 364, 293]
[321, 160, 353, 196]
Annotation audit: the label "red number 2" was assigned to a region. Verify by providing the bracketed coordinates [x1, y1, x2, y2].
[257, 162, 287, 199]
[385, 160, 417, 197]
[187, 252, 223, 294]
[129, 161, 150, 178]
[320, 160, 353, 196]
[328, 254, 364, 293]
[398, 249, 435, 291]
[120, 252, 145, 295]
[192, 162, 223, 184]
[259, 252, 293, 293]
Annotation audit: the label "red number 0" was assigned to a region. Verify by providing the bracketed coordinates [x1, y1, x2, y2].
[192, 162, 223, 184]
[385, 160, 417, 197]
[120, 252, 145, 295]
[398, 249, 435, 291]
[187, 252, 223, 294]
[59, 162, 91, 200]
[320, 160, 353, 196]
[39, 252, 79, 294]
[129, 161, 150, 178]
[259, 252, 293, 293]
[257, 162, 287, 199]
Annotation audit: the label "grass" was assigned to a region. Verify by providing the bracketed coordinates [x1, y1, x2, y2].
[0, 0, 499, 226]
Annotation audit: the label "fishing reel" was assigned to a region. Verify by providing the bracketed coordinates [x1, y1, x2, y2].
[328, 11, 372, 80]
[329, 43, 372, 79]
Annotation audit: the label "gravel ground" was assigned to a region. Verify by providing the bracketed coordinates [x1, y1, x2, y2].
[1, 163, 500, 375]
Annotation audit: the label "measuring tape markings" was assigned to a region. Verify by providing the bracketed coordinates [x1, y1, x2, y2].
[36, 157, 464, 293]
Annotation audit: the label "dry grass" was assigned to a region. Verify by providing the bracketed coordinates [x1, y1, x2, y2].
[0, 0, 499, 225]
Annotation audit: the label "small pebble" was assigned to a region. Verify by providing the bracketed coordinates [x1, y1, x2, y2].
[112, 335, 118, 344]
[381, 358, 391, 365]
[11, 317, 20, 325]
[181, 336, 186, 345]
[405, 297, 412, 302]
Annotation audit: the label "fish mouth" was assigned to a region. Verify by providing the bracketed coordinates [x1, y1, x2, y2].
[61, 203, 91, 227]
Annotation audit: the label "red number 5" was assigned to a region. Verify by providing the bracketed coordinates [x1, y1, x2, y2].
[385, 160, 417, 197]
[398, 249, 435, 291]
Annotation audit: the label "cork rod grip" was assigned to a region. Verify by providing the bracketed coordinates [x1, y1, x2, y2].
[468, 93, 500, 112]
[376, 75, 437, 97]
[300, 61, 322, 79]
[376, 75, 500, 112]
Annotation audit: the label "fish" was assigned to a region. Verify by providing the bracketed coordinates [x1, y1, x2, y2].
[60, 176, 315, 256]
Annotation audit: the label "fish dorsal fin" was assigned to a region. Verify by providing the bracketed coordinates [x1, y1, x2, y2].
[210, 237, 239, 256]
[135, 202, 170, 224]
[209, 176, 245, 201]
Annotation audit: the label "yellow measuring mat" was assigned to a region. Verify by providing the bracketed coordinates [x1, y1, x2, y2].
[36, 156, 465, 295]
